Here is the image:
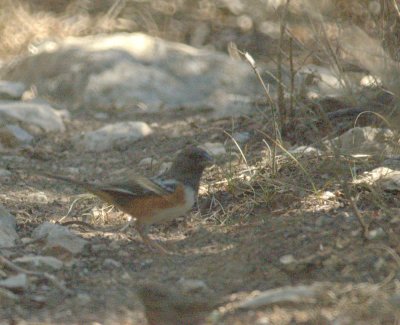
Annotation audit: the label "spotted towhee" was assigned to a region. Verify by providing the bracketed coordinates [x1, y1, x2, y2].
[40, 146, 213, 253]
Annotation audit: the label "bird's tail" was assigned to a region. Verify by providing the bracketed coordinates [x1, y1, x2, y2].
[37, 172, 96, 191]
[38, 172, 169, 197]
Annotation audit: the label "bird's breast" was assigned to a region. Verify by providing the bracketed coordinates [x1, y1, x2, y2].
[124, 184, 196, 225]
[150, 185, 196, 224]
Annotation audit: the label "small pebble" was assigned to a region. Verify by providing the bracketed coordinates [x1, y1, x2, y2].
[0, 274, 28, 290]
[139, 157, 157, 167]
[140, 259, 153, 269]
[319, 191, 335, 200]
[27, 192, 49, 203]
[158, 162, 172, 174]
[315, 214, 334, 227]
[94, 112, 109, 120]
[76, 293, 91, 305]
[374, 257, 385, 270]
[0, 169, 11, 178]
[279, 254, 296, 264]
[232, 131, 250, 144]
[121, 272, 131, 281]
[201, 142, 226, 157]
[103, 258, 121, 268]
[178, 278, 209, 293]
[109, 241, 121, 250]
[118, 251, 130, 258]
[91, 244, 108, 253]
[367, 228, 386, 240]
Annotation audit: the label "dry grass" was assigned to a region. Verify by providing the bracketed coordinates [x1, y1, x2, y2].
[1, 1, 400, 323]
[0, 0, 138, 58]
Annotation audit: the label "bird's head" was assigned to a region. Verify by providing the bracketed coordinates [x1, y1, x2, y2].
[176, 146, 213, 169]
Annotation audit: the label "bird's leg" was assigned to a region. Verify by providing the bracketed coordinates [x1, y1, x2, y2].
[136, 222, 171, 255]
[118, 215, 134, 233]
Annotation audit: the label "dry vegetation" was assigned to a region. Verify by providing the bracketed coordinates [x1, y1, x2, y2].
[1, 0, 400, 324]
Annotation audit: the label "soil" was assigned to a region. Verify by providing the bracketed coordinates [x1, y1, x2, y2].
[1, 106, 400, 325]
[1, 1, 400, 323]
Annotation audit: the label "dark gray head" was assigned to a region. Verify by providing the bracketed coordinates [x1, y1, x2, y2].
[168, 146, 213, 192]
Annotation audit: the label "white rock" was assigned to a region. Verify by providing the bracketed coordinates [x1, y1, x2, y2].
[13, 255, 63, 270]
[55, 109, 71, 121]
[2, 33, 260, 118]
[0, 274, 28, 290]
[63, 167, 80, 175]
[76, 293, 91, 305]
[140, 259, 153, 268]
[354, 167, 400, 191]
[32, 222, 88, 256]
[0, 168, 11, 177]
[326, 127, 395, 155]
[3, 124, 33, 144]
[383, 156, 400, 170]
[300, 65, 342, 88]
[0, 81, 26, 100]
[177, 278, 209, 293]
[109, 241, 121, 250]
[201, 142, 226, 157]
[259, 21, 281, 38]
[202, 91, 255, 118]
[238, 283, 325, 309]
[0, 287, 19, 302]
[121, 272, 131, 281]
[0, 101, 65, 132]
[297, 64, 344, 98]
[21, 237, 33, 244]
[378, 171, 400, 191]
[232, 131, 250, 144]
[0, 155, 25, 163]
[103, 258, 121, 268]
[75, 121, 152, 152]
[319, 191, 336, 200]
[289, 146, 322, 155]
[91, 243, 108, 253]
[367, 228, 386, 240]
[158, 162, 172, 175]
[139, 157, 158, 167]
[94, 112, 109, 120]
[360, 75, 382, 87]
[279, 254, 296, 265]
[0, 205, 18, 247]
[27, 191, 49, 203]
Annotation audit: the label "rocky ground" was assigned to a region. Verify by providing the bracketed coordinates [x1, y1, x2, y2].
[1, 1, 400, 324]
[0, 82, 399, 324]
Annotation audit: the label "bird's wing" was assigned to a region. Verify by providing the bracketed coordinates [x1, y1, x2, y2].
[38, 172, 182, 212]
[39, 172, 177, 198]
[102, 176, 178, 197]
[93, 177, 180, 208]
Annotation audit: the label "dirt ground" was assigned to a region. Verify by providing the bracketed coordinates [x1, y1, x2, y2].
[0, 105, 399, 324]
[1, 1, 400, 324]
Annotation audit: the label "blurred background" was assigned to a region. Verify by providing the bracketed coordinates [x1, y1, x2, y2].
[1, 0, 398, 62]
[2, 2, 400, 324]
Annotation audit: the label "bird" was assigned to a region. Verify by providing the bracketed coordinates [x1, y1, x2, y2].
[136, 282, 217, 325]
[39, 146, 213, 254]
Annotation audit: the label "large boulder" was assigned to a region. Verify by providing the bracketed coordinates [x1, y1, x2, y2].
[74, 121, 153, 152]
[0, 205, 18, 248]
[1, 33, 261, 117]
[0, 101, 65, 133]
[325, 127, 397, 155]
